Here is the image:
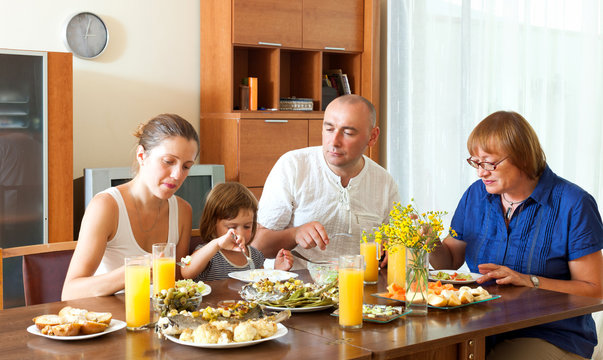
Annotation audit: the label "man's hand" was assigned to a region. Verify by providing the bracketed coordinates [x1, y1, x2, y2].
[294, 222, 329, 250]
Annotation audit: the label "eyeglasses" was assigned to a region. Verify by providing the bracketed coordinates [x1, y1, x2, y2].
[466, 156, 508, 171]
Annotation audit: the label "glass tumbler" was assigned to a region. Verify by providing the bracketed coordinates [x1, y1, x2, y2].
[125, 255, 151, 330]
[338, 254, 364, 329]
[152, 243, 176, 296]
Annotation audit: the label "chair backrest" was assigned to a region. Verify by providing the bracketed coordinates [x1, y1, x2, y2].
[189, 228, 201, 255]
[0, 241, 77, 309]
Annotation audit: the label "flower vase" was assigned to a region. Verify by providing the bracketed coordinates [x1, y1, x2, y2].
[405, 247, 429, 315]
[387, 244, 406, 287]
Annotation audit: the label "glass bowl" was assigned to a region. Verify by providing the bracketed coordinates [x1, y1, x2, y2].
[153, 293, 203, 317]
[307, 259, 339, 286]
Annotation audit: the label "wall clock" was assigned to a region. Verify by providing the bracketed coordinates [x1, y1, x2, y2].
[64, 12, 109, 59]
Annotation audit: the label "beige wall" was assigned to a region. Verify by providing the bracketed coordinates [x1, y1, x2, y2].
[0, 0, 201, 177]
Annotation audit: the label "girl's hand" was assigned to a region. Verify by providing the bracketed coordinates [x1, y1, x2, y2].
[274, 249, 294, 271]
[216, 229, 239, 250]
[477, 263, 532, 287]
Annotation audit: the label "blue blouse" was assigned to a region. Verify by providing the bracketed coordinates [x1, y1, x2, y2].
[451, 165, 603, 358]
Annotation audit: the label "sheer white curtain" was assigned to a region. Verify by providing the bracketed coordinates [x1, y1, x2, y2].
[386, 0, 603, 222]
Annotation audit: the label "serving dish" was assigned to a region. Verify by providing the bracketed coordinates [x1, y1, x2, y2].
[331, 304, 411, 323]
[429, 270, 481, 284]
[27, 319, 126, 340]
[371, 293, 501, 309]
[164, 323, 288, 348]
[264, 304, 333, 313]
[229, 269, 298, 282]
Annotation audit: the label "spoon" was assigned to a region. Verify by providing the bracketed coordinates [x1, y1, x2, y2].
[291, 250, 332, 265]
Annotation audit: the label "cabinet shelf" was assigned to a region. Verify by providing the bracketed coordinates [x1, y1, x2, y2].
[201, 0, 379, 189]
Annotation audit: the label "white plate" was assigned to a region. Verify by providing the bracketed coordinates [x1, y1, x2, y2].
[429, 270, 481, 284]
[264, 304, 333, 313]
[164, 323, 288, 348]
[228, 269, 299, 283]
[27, 319, 126, 340]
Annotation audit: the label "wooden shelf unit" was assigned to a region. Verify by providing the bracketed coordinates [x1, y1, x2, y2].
[200, 0, 379, 192]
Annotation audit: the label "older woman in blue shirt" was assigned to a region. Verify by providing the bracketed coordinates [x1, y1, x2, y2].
[430, 111, 603, 360]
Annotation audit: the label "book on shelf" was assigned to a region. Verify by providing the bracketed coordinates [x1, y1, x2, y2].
[248, 77, 257, 111]
[341, 74, 351, 95]
[323, 74, 331, 87]
[324, 69, 351, 96]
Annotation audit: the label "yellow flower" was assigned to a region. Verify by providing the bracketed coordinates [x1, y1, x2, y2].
[363, 200, 450, 253]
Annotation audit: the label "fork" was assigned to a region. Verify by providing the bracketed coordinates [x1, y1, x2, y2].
[233, 232, 255, 270]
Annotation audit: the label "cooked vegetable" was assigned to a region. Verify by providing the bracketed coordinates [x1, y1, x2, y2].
[240, 278, 338, 308]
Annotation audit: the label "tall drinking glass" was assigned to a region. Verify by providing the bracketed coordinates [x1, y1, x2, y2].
[360, 239, 379, 284]
[125, 255, 151, 330]
[338, 255, 364, 329]
[152, 243, 176, 296]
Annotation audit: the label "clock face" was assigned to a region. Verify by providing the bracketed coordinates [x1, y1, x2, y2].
[64, 12, 108, 59]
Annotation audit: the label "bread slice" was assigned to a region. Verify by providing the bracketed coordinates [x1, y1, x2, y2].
[459, 290, 474, 304]
[42, 323, 82, 336]
[80, 321, 109, 335]
[86, 311, 112, 325]
[33, 314, 62, 330]
[447, 293, 461, 307]
[427, 294, 447, 307]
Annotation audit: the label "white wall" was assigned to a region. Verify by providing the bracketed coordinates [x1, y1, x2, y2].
[0, 0, 201, 177]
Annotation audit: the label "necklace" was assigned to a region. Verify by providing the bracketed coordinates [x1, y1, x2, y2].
[129, 188, 163, 233]
[501, 193, 527, 221]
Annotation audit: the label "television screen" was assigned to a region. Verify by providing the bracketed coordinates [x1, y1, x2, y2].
[85, 165, 225, 229]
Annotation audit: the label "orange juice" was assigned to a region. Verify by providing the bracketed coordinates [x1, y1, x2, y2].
[360, 242, 378, 284]
[338, 268, 364, 328]
[125, 263, 150, 329]
[387, 244, 406, 287]
[153, 257, 175, 296]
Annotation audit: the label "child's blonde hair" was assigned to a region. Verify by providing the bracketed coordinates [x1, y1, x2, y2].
[198, 182, 258, 244]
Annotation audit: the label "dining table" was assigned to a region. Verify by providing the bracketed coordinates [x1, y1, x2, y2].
[1, 269, 602, 360]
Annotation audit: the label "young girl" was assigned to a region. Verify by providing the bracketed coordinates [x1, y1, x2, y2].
[182, 182, 293, 281]
[62, 114, 199, 300]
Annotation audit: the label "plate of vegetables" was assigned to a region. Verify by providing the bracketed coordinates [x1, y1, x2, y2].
[239, 278, 337, 312]
[429, 270, 480, 284]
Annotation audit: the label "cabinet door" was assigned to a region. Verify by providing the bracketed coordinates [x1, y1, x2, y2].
[308, 119, 323, 146]
[303, 0, 364, 51]
[239, 119, 308, 187]
[233, 0, 302, 48]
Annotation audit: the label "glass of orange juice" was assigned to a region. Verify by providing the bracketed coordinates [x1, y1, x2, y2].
[360, 239, 379, 284]
[152, 243, 176, 296]
[338, 255, 364, 329]
[125, 255, 151, 330]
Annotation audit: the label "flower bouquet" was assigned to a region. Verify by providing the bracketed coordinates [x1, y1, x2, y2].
[364, 200, 448, 315]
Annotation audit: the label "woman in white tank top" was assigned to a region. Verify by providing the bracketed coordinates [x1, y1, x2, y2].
[62, 114, 200, 300]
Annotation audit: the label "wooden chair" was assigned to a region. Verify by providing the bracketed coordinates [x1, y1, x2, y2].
[0, 241, 77, 309]
[190, 228, 201, 254]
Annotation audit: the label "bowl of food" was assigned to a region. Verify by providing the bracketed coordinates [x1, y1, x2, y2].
[307, 259, 338, 286]
[153, 279, 206, 316]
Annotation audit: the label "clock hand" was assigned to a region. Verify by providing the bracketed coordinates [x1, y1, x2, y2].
[84, 18, 91, 38]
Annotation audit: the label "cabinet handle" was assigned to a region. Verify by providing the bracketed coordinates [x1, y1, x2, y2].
[258, 41, 282, 47]
[324, 46, 346, 51]
[264, 119, 289, 123]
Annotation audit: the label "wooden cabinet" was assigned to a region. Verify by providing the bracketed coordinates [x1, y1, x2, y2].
[200, 0, 379, 192]
[233, 0, 302, 48]
[302, 0, 364, 52]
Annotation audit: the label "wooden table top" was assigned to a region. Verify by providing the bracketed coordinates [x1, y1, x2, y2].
[1, 270, 601, 360]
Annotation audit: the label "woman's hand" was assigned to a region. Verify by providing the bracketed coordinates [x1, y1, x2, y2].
[477, 263, 532, 287]
[274, 249, 294, 271]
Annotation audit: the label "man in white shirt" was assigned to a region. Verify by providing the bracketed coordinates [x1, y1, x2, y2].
[253, 95, 400, 267]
